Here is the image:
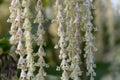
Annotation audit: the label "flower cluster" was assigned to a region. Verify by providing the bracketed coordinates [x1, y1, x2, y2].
[55, 0, 97, 80]
[8, 0, 27, 80]
[8, 0, 21, 45]
[21, 0, 35, 79]
[54, 0, 83, 80]
[54, 0, 70, 80]
[69, 2, 83, 80]
[64, 0, 82, 80]
[83, 0, 97, 80]
[8, 0, 97, 80]
[34, 0, 48, 80]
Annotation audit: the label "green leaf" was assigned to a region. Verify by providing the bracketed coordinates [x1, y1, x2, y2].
[0, 0, 3, 4]
[0, 38, 11, 53]
[42, 0, 51, 7]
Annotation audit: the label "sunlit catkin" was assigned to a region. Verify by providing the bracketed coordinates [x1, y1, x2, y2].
[34, 0, 48, 80]
[54, 0, 70, 80]
[8, 0, 27, 80]
[83, 0, 97, 80]
[22, 0, 35, 79]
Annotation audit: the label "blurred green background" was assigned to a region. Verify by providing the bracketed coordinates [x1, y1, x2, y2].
[0, 0, 120, 80]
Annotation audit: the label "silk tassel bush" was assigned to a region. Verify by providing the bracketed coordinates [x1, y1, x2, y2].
[8, 0, 97, 80]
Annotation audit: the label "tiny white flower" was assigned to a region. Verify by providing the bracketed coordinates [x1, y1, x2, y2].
[20, 70, 26, 78]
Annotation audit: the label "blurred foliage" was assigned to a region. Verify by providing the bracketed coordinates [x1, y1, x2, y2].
[0, 0, 3, 4]
[0, 38, 11, 53]
[0, 53, 17, 80]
